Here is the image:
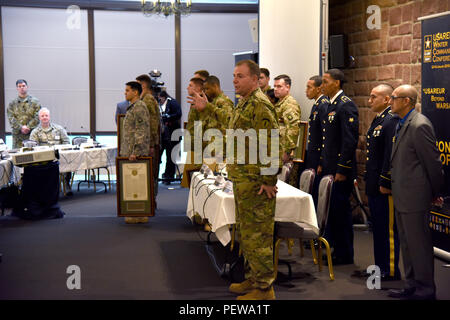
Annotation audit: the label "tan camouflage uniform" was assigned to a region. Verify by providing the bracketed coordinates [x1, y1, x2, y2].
[30, 122, 72, 191]
[141, 92, 159, 148]
[228, 88, 280, 290]
[274, 94, 301, 155]
[202, 92, 234, 134]
[29, 123, 70, 146]
[7, 95, 41, 148]
[141, 92, 160, 196]
[201, 92, 234, 157]
[261, 85, 272, 94]
[121, 100, 151, 157]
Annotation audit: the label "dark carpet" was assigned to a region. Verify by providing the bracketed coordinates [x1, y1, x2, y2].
[0, 182, 449, 300]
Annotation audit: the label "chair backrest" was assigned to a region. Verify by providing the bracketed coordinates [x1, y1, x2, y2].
[72, 136, 88, 146]
[316, 175, 334, 236]
[298, 168, 315, 194]
[278, 162, 292, 182]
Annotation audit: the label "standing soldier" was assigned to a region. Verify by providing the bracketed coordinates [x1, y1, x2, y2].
[201, 75, 233, 135]
[190, 75, 233, 158]
[190, 60, 280, 300]
[361, 83, 401, 281]
[305, 75, 329, 172]
[193, 69, 209, 81]
[273, 74, 301, 186]
[185, 77, 206, 163]
[136, 74, 160, 204]
[318, 69, 359, 265]
[7, 79, 41, 149]
[121, 81, 151, 224]
[259, 68, 271, 94]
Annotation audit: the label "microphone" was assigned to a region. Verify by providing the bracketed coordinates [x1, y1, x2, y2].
[223, 181, 233, 194]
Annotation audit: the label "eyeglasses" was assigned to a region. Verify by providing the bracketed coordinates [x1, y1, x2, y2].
[390, 95, 410, 100]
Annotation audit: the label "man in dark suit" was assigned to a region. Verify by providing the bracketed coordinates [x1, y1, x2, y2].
[158, 90, 182, 184]
[363, 84, 401, 281]
[318, 69, 359, 265]
[115, 100, 129, 124]
[388, 84, 443, 300]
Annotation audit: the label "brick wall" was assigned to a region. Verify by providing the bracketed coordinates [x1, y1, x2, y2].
[329, 0, 450, 203]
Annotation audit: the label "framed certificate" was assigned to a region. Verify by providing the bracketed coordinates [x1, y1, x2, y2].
[293, 121, 309, 163]
[117, 114, 125, 157]
[116, 157, 154, 217]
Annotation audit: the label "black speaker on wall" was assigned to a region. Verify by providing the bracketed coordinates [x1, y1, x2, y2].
[329, 34, 348, 69]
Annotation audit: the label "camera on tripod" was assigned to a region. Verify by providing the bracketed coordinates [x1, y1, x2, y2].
[149, 69, 165, 94]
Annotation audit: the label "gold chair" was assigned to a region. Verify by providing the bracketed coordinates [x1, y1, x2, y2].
[274, 174, 335, 280]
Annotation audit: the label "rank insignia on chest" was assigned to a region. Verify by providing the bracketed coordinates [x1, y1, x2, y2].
[328, 111, 336, 122]
[373, 125, 382, 137]
[349, 117, 354, 123]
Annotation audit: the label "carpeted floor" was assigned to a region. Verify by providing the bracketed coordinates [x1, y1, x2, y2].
[0, 181, 449, 300]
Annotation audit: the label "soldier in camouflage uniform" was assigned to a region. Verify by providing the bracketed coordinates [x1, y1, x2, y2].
[7, 79, 41, 149]
[181, 77, 207, 190]
[273, 75, 301, 190]
[259, 68, 271, 94]
[190, 75, 233, 159]
[193, 69, 209, 81]
[136, 74, 160, 199]
[29, 108, 72, 195]
[201, 75, 233, 134]
[191, 60, 280, 300]
[29, 108, 70, 146]
[185, 78, 207, 157]
[122, 81, 151, 224]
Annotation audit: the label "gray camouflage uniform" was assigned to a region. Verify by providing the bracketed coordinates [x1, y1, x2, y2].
[121, 100, 151, 157]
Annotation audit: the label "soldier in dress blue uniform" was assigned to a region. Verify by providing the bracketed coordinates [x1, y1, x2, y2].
[318, 69, 359, 265]
[364, 84, 401, 281]
[305, 75, 329, 172]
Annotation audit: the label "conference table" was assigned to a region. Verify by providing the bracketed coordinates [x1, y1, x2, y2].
[58, 146, 117, 174]
[186, 171, 318, 246]
[1, 146, 117, 191]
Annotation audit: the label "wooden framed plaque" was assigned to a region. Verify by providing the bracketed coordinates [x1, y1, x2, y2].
[117, 114, 125, 157]
[116, 157, 154, 217]
[293, 121, 309, 163]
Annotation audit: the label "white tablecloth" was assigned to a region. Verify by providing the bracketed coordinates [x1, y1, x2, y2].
[186, 172, 318, 246]
[58, 147, 117, 173]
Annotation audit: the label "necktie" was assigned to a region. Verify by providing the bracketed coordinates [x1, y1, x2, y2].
[395, 122, 402, 139]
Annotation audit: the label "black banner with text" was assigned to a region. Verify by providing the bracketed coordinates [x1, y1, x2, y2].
[421, 13, 450, 253]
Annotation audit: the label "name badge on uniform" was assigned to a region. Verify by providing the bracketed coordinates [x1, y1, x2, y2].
[372, 125, 382, 137]
[328, 111, 336, 122]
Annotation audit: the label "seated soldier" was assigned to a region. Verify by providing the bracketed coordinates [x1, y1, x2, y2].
[29, 108, 72, 195]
